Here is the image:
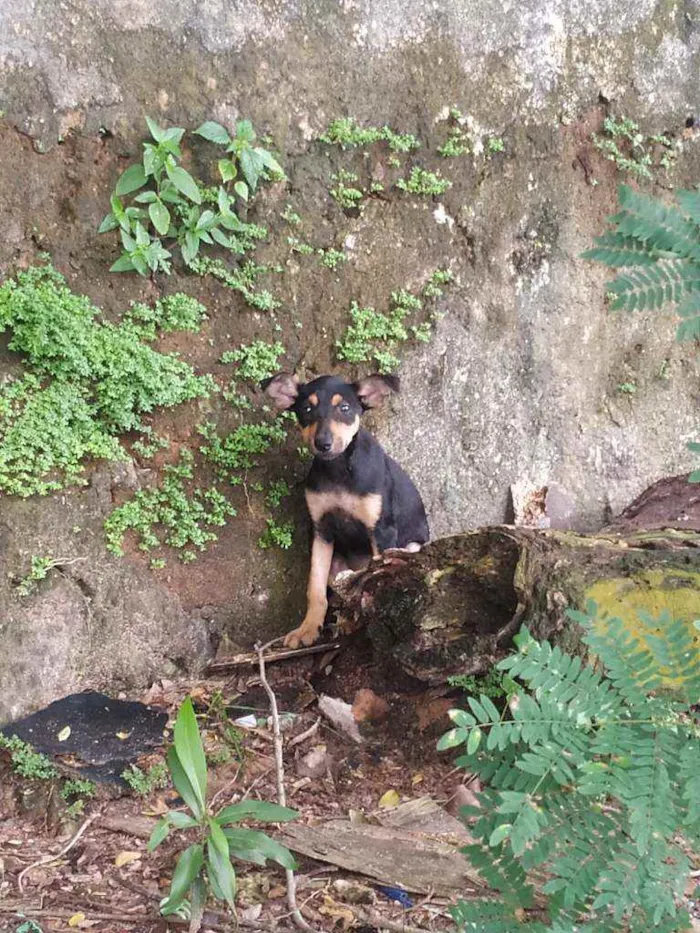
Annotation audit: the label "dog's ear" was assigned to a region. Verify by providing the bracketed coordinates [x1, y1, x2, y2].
[261, 372, 300, 410]
[353, 374, 400, 409]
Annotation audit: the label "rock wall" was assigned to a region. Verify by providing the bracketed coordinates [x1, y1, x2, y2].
[1, 0, 699, 719]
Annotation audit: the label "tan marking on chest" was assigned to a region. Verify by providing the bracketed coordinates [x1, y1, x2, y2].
[306, 489, 383, 529]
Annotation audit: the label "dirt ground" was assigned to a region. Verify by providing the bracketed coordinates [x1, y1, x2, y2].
[0, 634, 474, 933]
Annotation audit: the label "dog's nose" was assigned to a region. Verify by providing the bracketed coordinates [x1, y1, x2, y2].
[315, 437, 333, 453]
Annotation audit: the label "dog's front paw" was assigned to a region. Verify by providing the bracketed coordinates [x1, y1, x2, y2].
[284, 620, 321, 649]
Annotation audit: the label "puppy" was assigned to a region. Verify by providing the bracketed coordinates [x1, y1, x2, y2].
[263, 372, 429, 647]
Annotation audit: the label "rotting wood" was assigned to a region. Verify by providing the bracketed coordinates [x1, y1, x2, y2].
[278, 820, 484, 896]
[332, 525, 700, 683]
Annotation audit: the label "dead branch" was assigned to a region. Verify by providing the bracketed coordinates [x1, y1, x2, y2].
[207, 642, 340, 673]
[18, 808, 102, 891]
[256, 641, 314, 933]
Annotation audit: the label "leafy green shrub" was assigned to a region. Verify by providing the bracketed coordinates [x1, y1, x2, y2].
[104, 449, 235, 559]
[149, 697, 298, 924]
[330, 170, 364, 210]
[0, 265, 212, 497]
[0, 733, 57, 780]
[592, 116, 675, 180]
[440, 603, 700, 932]
[582, 183, 700, 476]
[123, 294, 208, 341]
[60, 778, 96, 800]
[100, 117, 281, 275]
[122, 762, 169, 796]
[396, 166, 451, 196]
[194, 119, 285, 201]
[336, 269, 453, 372]
[188, 255, 279, 311]
[320, 117, 419, 153]
[220, 340, 285, 384]
[258, 518, 294, 550]
[199, 421, 288, 484]
[15, 555, 58, 597]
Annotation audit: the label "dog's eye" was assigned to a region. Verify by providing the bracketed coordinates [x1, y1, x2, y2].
[339, 402, 350, 413]
[303, 404, 312, 415]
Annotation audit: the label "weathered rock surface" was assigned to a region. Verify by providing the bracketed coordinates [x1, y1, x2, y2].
[1, 0, 700, 716]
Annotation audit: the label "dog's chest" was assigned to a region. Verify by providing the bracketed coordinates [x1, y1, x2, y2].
[305, 489, 382, 529]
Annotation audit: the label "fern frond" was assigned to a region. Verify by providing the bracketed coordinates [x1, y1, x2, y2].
[621, 725, 680, 854]
[582, 232, 662, 267]
[675, 290, 700, 340]
[542, 806, 624, 911]
[678, 740, 700, 826]
[499, 627, 623, 722]
[461, 836, 535, 910]
[606, 260, 700, 312]
[450, 899, 547, 932]
[615, 184, 700, 261]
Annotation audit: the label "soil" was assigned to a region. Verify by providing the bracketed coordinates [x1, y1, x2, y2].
[0, 643, 467, 933]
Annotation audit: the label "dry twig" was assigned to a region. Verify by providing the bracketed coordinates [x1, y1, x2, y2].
[17, 808, 102, 891]
[256, 640, 314, 932]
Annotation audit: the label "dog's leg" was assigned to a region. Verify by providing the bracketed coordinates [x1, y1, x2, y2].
[284, 535, 334, 648]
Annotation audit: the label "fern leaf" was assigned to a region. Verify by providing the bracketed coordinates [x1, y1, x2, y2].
[623, 726, 680, 855]
[616, 184, 700, 262]
[678, 740, 700, 826]
[461, 837, 535, 910]
[582, 232, 661, 267]
[450, 899, 547, 932]
[675, 291, 700, 340]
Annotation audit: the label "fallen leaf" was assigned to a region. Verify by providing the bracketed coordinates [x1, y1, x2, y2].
[114, 850, 142, 867]
[267, 884, 286, 899]
[116, 730, 132, 740]
[378, 789, 400, 809]
[68, 913, 85, 927]
[411, 772, 424, 785]
[240, 904, 263, 922]
[319, 895, 355, 929]
[57, 726, 71, 742]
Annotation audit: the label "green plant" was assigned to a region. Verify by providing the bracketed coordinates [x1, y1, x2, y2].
[485, 135, 505, 155]
[440, 603, 700, 932]
[582, 183, 700, 473]
[199, 421, 287, 484]
[132, 427, 170, 459]
[320, 117, 419, 153]
[194, 119, 285, 201]
[220, 341, 285, 384]
[447, 669, 519, 700]
[104, 449, 235, 560]
[438, 108, 470, 158]
[330, 170, 364, 210]
[122, 762, 169, 796]
[0, 265, 213, 497]
[15, 922, 44, 933]
[188, 255, 279, 311]
[617, 381, 637, 395]
[592, 116, 675, 180]
[100, 118, 273, 274]
[0, 733, 57, 780]
[258, 518, 294, 550]
[396, 166, 452, 196]
[148, 697, 298, 929]
[281, 205, 302, 226]
[318, 247, 347, 270]
[123, 294, 208, 341]
[15, 555, 57, 597]
[336, 269, 452, 372]
[287, 235, 314, 255]
[265, 479, 291, 509]
[60, 778, 97, 800]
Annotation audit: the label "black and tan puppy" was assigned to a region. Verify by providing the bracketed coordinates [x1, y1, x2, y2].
[263, 372, 429, 647]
